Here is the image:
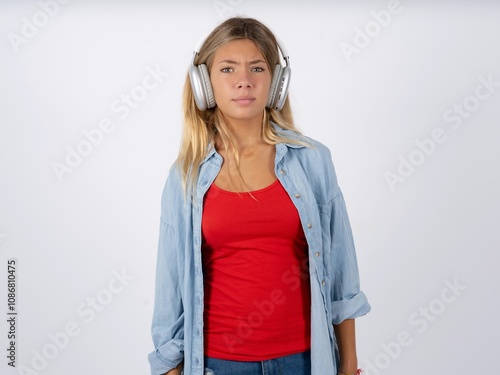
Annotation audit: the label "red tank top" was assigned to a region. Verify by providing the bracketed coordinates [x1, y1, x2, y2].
[201, 179, 311, 361]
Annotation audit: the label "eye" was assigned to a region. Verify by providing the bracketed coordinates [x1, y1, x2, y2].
[251, 67, 265, 72]
[221, 67, 233, 73]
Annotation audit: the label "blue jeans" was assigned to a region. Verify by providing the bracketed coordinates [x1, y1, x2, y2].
[203, 351, 311, 375]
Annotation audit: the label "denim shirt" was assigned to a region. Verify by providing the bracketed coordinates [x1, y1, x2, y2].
[148, 124, 371, 375]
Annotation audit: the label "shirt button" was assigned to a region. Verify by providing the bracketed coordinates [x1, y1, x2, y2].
[322, 279, 325, 286]
[195, 357, 200, 365]
[280, 169, 286, 175]
[294, 193, 301, 198]
[307, 223, 312, 229]
[315, 251, 320, 257]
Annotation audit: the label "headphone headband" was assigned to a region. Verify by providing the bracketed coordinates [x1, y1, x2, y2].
[192, 37, 290, 69]
[276, 38, 290, 67]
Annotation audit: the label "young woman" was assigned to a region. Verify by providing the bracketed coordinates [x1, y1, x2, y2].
[148, 17, 370, 375]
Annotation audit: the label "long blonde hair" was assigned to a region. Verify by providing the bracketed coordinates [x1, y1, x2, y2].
[177, 17, 308, 196]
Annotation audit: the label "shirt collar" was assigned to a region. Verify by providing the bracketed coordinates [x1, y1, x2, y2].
[271, 121, 307, 149]
[201, 145, 219, 165]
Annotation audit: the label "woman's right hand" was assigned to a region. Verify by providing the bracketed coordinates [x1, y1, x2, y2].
[163, 362, 183, 375]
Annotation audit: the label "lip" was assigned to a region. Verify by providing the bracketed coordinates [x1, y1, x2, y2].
[232, 96, 256, 104]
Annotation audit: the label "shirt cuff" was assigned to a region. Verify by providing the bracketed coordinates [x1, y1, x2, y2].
[148, 340, 184, 375]
[331, 291, 371, 325]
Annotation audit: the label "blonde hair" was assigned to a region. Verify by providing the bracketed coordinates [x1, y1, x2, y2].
[177, 17, 308, 196]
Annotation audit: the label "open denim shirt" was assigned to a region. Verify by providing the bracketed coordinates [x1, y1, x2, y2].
[148, 124, 371, 375]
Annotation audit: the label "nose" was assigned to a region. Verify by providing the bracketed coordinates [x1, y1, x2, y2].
[236, 70, 252, 88]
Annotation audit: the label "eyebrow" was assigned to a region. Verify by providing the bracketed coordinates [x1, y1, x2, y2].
[217, 59, 267, 65]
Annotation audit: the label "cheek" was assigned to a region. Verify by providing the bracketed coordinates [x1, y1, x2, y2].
[210, 75, 229, 97]
[261, 73, 272, 90]
[259, 78, 272, 97]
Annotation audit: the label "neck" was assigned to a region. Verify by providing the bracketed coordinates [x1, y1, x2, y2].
[217, 112, 265, 151]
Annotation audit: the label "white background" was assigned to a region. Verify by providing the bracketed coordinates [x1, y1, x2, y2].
[1, 0, 499, 374]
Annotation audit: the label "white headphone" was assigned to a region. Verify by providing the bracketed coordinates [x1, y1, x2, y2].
[188, 37, 291, 112]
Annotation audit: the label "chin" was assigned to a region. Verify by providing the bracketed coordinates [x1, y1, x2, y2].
[218, 106, 264, 122]
[227, 111, 264, 122]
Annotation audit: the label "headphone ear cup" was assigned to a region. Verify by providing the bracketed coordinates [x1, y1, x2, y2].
[188, 63, 215, 111]
[267, 64, 283, 109]
[189, 64, 207, 111]
[273, 66, 291, 111]
[198, 64, 216, 109]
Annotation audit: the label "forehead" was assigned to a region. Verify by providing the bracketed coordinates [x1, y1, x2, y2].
[213, 39, 265, 61]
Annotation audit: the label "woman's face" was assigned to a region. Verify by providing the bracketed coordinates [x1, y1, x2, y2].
[210, 39, 272, 125]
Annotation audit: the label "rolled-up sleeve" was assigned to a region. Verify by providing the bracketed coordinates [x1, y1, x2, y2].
[148, 218, 185, 374]
[329, 190, 371, 325]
